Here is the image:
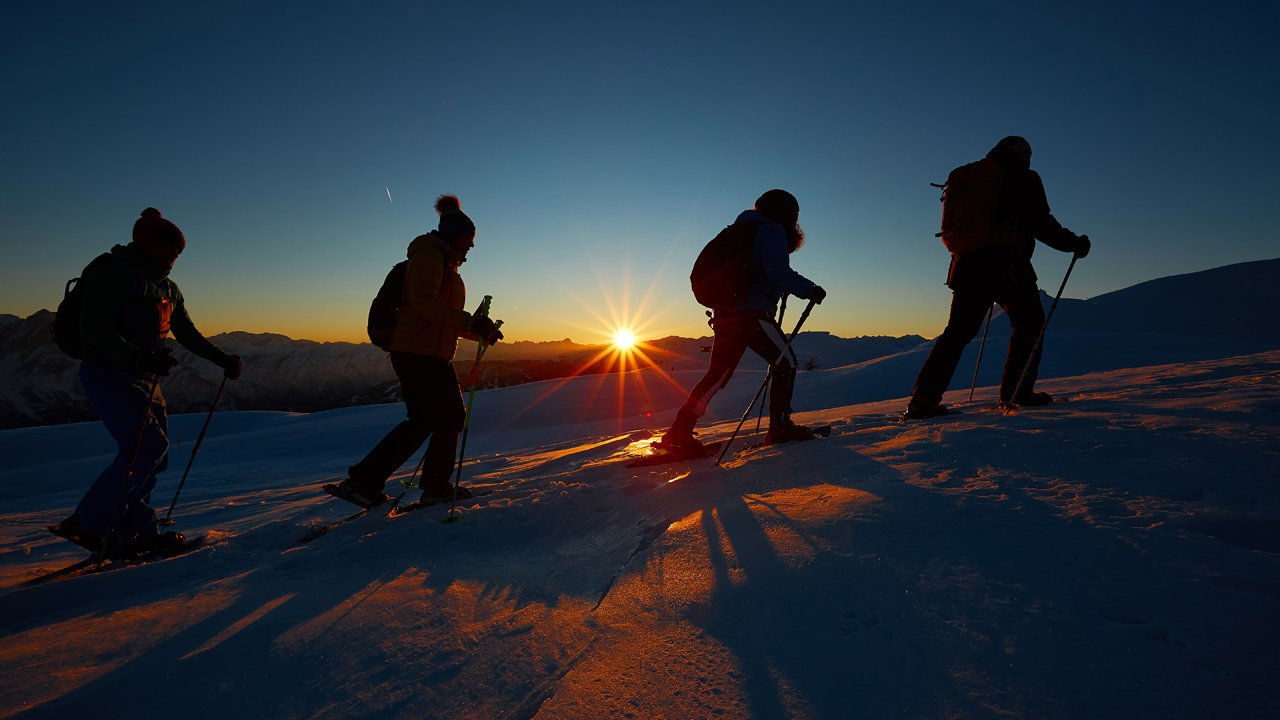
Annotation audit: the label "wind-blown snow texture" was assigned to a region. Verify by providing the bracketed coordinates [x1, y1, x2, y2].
[1, 340, 1277, 718]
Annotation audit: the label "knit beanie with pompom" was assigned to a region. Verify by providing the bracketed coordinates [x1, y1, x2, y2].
[435, 195, 475, 240]
[131, 208, 185, 252]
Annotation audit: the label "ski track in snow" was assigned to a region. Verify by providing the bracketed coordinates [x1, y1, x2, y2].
[0, 352, 1277, 719]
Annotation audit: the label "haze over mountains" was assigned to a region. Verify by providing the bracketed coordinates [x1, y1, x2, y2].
[1, 258, 1276, 430]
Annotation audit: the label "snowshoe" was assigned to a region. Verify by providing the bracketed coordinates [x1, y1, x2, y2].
[627, 439, 723, 468]
[391, 489, 490, 517]
[898, 401, 952, 421]
[323, 480, 391, 509]
[764, 420, 827, 444]
[47, 514, 104, 554]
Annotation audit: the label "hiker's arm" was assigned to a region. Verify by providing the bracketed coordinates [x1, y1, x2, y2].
[405, 247, 471, 331]
[758, 224, 818, 298]
[1025, 171, 1085, 253]
[169, 286, 232, 365]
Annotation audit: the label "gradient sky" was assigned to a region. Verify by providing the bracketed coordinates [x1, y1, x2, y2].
[3, 1, 1277, 344]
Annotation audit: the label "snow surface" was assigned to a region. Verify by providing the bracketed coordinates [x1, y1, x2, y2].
[1, 348, 1278, 719]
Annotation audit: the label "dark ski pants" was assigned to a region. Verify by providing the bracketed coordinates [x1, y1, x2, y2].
[350, 352, 465, 491]
[671, 314, 797, 432]
[75, 365, 169, 538]
[910, 282, 1046, 406]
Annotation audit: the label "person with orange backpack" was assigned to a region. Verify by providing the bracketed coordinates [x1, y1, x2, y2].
[901, 136, 1091, 420]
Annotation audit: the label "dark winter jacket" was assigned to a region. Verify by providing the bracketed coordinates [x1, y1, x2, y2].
[734, 209, 819, 317]
[388, 231, 476, 361]
[78, 244, 228, 372]
[946, 168, 1083, 291]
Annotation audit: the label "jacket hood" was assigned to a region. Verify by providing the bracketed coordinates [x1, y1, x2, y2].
[735, 209, 776, 226]
[408, 231, 461, 265]
[111, 243, 170, 280]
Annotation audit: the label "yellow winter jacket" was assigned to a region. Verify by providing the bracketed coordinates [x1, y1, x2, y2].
[387, 232, 473, 361]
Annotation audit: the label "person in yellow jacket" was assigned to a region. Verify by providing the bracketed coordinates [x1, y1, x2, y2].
[332, 195, 503, 508]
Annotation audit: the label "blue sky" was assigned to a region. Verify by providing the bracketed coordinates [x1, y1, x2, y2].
[2, 1, 1277, 343]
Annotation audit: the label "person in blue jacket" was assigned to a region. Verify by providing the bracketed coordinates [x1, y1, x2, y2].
[658, 189, 827, 451]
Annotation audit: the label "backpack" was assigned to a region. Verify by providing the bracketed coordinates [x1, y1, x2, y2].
[52, 252, 114, 358]
[690, 222, 760, 309]
[936, 156, 1006, 255]
[367, 260, 408, 349]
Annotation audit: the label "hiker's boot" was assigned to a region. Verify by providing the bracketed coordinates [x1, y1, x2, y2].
[900, 400, 950, 421]
[765, 418, 817, 444]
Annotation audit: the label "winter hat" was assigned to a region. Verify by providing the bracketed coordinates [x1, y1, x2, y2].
[435, 195, 475, 240]
[131, 208, 185, 252]
[754, 189, 800, 226]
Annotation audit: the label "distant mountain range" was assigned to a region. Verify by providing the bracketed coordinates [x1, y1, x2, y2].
[0, 310, 922, 429]
[4, 257, 1275, 429]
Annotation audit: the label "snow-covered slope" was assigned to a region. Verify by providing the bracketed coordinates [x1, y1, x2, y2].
[0, 348, 1276, 719]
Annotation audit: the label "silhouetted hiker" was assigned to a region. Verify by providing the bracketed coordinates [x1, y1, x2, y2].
[51, 208, 243, 556]
[331, 195, 503, 508]
[657, 189, 827, 453]
[902, 136, 1091, 420]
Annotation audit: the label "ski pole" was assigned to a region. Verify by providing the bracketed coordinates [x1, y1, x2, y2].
[717, 297, 818, 465]
[967, 304, 995, 403]
[1009, 255, 1078, 405]
[99, 374, 161, 564]
[445, 297, 499, 522]
[161, 376, 226, 526]
[756, 295, 788, 433]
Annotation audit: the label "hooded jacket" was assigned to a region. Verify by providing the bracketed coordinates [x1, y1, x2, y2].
[733, 209, 819, 317]
[78, 243, 227, 372]
[387, 231, 474, 360]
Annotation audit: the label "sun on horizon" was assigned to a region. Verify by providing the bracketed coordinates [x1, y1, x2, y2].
[612, 329, 637, 351]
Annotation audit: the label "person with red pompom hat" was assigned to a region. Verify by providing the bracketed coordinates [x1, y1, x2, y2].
[330, 194, 504, 509]
[50, 208, 243, 558]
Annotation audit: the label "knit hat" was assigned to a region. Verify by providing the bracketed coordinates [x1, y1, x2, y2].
[435, 195, 475, 240]
[131, 208, 186, 252]
[754, 189, 800, 226]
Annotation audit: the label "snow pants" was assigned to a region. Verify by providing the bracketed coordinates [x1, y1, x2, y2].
[671, 313, 798, 433]
[349, 352, 465, 491]
[910, 281, 1046, 406]
[75, 365, 169, 537]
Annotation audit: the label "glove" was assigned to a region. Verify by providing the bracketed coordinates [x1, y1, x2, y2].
[469, 314, 504, 346]
[219, 354, 243, 380]
[810, 285, 827, 305]
[1074, 234, 1091, 259]
[138, 348, 177, 376]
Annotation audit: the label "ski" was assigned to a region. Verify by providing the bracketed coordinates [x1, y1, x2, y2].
[627, 441, 723, 468]
[895, 408, 964, 423]
[299, 485, 398, 543]
[23, 534, 208, 587]
[389, 489, 492, 517]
